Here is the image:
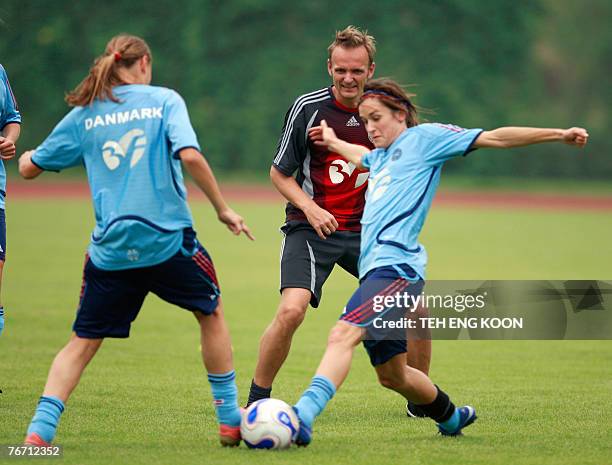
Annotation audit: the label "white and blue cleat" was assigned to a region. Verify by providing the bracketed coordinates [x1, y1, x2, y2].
[437, 406, 477, 436]
[292, 407, 312, 446]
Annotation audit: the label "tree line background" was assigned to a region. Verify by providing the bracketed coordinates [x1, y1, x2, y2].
[1, 0, 610, 179]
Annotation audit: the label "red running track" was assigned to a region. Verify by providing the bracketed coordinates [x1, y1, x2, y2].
[7, 180, 612, 211]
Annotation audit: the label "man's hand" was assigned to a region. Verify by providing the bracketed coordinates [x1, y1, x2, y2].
[561, 127, 589, 147]
[303, 203, 338, 239]
[0, 137, 16, 160]
[218, 208, 255, 241]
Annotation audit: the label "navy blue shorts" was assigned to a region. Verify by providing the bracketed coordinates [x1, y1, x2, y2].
[0, 208, 6, 261]
[340, 264, 424, 366]
[73, 230, 221, 339]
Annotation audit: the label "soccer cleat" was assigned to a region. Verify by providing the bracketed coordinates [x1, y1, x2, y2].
[438, 406, 477, 436]
[406, 401, 427, 418]
[24, 432, 51, 446]
[219, 424, 241, 447]
[292, 407, 312, 447]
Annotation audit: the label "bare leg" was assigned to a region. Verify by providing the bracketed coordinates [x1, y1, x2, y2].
[406, 339, 431, 375]
[292, 321, 364, 438]
[406, 303, 431, 374]
[193, 300, 234, 374]
[194, 300, 242, 446]
[25, 334, 102, 445]
[375, 353, 436, 404]
[314, 321, 363, 388]
[375, 353, 476, 434]
[253, 288, 310, 387]
[42, 334, 104, 402]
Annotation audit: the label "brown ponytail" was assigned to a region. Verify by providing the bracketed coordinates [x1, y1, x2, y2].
[66, 34, 152, 107]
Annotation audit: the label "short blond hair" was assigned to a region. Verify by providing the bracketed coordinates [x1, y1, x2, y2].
[327, 25, 376, 65]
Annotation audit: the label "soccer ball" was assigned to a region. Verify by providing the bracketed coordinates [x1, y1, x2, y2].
[241, 398, 299, 449]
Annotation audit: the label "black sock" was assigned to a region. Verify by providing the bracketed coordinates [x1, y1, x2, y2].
[416, 385, 456, 423]
[246, 379, 272, 407]
[407, 400, 428, 417]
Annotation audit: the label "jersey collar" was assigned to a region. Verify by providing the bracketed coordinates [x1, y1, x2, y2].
[329, 86, 360, 113]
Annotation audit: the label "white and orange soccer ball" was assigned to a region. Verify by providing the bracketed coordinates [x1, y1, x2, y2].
[241, 398, 299, 449]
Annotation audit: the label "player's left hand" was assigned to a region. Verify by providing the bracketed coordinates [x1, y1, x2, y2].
[562, 127, 589, 148]
[0, 137, 16, 160]
[218, 208, 255, 241]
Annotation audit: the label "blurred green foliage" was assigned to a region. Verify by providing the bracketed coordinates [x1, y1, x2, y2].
[1, 0, 610, 178]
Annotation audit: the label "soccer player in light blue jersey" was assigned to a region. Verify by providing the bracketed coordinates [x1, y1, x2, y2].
[0, 64, 22, 337]
[289, 78, 588, 445]
[18, 35, 253, 447]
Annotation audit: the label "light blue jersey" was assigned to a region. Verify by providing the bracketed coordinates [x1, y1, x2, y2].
[32, 85, 200, 270]
[359, 123, 483, 280]
[0, 64, 22, 209]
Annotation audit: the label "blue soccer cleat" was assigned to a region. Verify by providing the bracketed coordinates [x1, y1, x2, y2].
[438, 406, 477, 436]
[292, 407, 312, 447]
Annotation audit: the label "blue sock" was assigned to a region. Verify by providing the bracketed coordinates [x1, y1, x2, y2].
[439, 408, 460, 431]
[0, 307, 4, 336]
[294, 375, 336, 427]
[26, 396, 65, 443]
[207, 371, 241, 427]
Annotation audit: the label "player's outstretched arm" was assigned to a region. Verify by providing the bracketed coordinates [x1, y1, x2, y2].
[179, 147, 254, 240]
[18, 150, 43, 179]
[309, 120, 369, 169]
[474, 127, 589, 149]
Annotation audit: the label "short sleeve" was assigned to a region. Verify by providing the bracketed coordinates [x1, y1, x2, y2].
[361, 149, 381, 170]
[32, 110, 82, 172]
[272, 100, 308, 176]
[421, 123, 483, 166]
[163, 90, 201, 157]
[0, 65, 21, 128]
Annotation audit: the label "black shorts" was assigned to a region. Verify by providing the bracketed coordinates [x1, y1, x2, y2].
[73, 230, 220, 339]
[279, 221, 360, 307]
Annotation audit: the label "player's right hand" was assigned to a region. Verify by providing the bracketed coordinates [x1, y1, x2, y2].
[0, 137, 16, 160]
[303, 204, 338, 239]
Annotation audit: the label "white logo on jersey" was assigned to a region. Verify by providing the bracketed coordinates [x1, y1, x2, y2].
[102, 129, 147, 170]
[346, 116, 360, 127]
[368, 168, 391, 201]
[127, 249, 140, 262]
[329, 159, 369, 188]
[85, 107, 162, 131]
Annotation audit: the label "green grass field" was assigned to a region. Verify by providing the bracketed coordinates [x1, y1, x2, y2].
[1, 198, 611, 464]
